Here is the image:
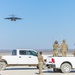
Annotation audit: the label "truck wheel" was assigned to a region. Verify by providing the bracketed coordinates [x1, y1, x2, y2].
[61, 63, 71, 73]
[0, 62, 6, 70]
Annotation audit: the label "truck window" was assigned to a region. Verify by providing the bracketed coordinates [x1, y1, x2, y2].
[19, 50, 26, 55]
[26, 50, 37, 56]
[12, 50, 17, 55]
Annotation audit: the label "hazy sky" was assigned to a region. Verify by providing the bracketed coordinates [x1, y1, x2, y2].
[0, 0, 75, 49]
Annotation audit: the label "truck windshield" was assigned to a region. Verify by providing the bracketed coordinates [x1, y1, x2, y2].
[12, 50, 17, 55]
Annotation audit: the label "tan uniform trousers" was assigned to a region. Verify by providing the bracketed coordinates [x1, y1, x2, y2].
[62, 50, 67, 57]
[53, 50, 58, 57]
[0, 55, 2, 60]
[38, 62, 43, 74]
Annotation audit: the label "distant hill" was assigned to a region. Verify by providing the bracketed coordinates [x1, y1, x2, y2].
[0, 49, 74, 55]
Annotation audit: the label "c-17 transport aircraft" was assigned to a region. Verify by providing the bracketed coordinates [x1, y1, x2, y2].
[5, 15, 22, 21]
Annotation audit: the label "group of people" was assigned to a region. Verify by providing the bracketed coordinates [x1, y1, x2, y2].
[53, 39, 68, 57]
[38, 39, 68, 75]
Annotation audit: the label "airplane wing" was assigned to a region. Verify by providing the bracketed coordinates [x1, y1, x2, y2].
[4, 16, 22, 21]
[15, 17, 22, 20]
[5, 17, 12, 19]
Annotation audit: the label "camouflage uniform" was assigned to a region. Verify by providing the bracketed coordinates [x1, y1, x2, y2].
[53, 41, 60, 57]
[60, 40, 68, 57]
[73, 50, 75, 56]
[38, 52, 44, 75]
[0, 55, 2, 70]
[0, 55, 2, 60]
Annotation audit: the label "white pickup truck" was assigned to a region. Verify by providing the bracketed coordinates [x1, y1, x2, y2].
[0, 49, 49, 70]
[48, 56, 75, 73]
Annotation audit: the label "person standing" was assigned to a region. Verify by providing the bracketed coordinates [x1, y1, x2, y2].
[53, 40, 60, 57]
[73, 50, 75, 57]
[60, 40, 68, 57]
[38, 52, 44, 75]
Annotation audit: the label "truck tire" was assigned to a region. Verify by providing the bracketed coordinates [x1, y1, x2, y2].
[61, 63, 71, 73]
[0, 62, 6, 70]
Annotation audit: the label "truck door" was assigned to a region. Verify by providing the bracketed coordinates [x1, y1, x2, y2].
[18, 50, 38, 65]
[26, 50, 38, 64]
[18, 50, 29, 64]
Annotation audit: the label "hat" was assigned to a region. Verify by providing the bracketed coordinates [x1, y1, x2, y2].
[63, 39, 66, 42]
[55, 40, 58, 44]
